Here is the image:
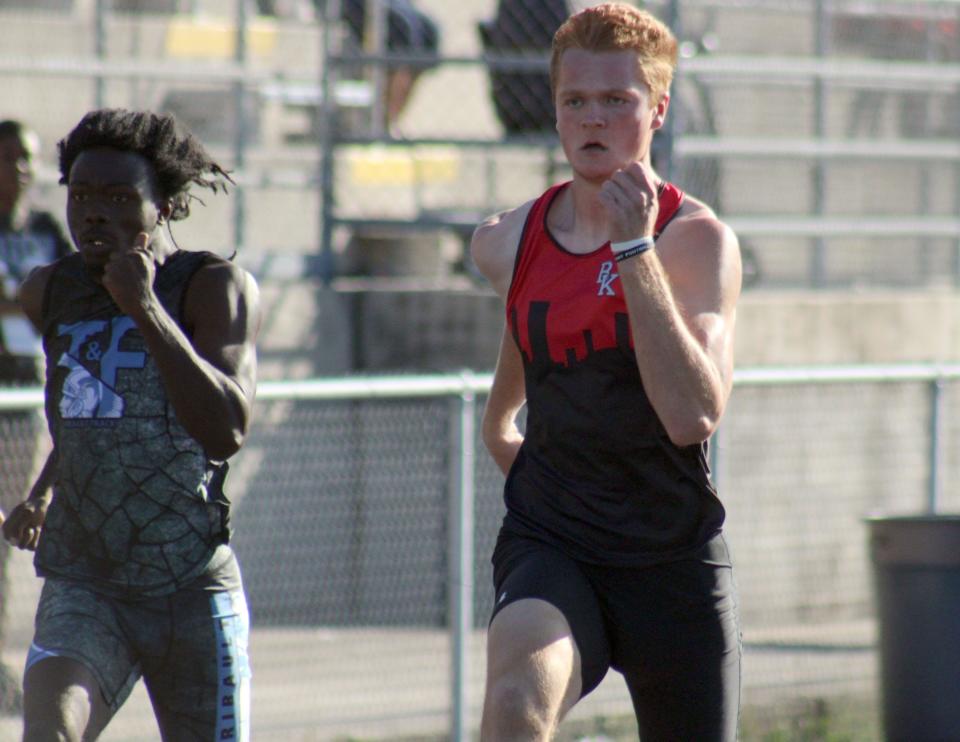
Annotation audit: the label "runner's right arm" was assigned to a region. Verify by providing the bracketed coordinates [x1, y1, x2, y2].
[471, 202, 532, 476]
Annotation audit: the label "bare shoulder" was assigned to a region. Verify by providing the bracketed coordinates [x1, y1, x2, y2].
[660, 195, 739, 267]
[658, 195, 741, 303]
[184, 256, 261, 334]
[470, 198, 536, 298]
[17, 262, 58, 329]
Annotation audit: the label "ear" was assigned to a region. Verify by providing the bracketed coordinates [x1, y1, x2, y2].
[650, 92, 670, 131]
[157, 200, 173, 224]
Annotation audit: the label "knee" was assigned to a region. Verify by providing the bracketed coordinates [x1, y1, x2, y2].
[22, 685, 91, 742]
[22, 714, 84, 742]
[482, 674, 556, 741]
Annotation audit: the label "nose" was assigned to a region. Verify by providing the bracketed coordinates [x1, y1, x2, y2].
[82, 199, 109, 224]
[581, 101, 606, 128]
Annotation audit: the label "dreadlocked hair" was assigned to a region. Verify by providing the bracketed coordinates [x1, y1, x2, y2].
[57, 108, 234, 221]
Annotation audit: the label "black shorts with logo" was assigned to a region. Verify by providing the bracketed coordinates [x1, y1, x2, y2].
[490, 529, 741, 742]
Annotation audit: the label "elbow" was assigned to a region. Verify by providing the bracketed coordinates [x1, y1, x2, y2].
[663, 411, 720, 448]
[204, 427, 246, 461]
[203, 401, 251, 460]
[480, 414, 499, 455]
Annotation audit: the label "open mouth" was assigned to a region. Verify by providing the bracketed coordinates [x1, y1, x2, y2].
[80, 236, 114, 258]
[581, 142, 607, 151]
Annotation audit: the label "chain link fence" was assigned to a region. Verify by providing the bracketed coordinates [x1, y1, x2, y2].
[2, 366, 960, 739]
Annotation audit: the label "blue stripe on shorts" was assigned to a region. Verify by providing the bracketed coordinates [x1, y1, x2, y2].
[211, 590, 252, 742]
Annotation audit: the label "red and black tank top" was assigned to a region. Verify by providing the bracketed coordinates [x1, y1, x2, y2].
[502, 181, 727, 566]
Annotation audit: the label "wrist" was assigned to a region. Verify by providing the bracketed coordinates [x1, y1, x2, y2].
[610, 235, 655, 262]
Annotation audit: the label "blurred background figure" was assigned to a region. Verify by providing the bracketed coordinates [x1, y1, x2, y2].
[477, 0, 571, 135]
[0, 118, 71, 715]
[338, 0, 440, 136]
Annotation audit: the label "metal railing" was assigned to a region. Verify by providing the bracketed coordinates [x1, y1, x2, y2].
[3, 362, 959, 737]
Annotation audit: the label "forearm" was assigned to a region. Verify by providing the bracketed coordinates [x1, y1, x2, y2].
[27, 448, 56, 505]
[133, 299, 249, 459]
[619, 253, 725, 444]
[482, 417, 524, 476]
[482, 326, 528, 475]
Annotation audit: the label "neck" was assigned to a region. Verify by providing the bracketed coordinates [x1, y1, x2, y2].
[151, 230, 177, 265]
[562, 154, 660, 240]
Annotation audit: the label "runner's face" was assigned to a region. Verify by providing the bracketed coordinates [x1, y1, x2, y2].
[554, 49, 667, 182]
[0, 133, 35, 213]
[66, 147, 164, 279]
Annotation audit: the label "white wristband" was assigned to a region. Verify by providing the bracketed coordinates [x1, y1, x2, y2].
[609, 235, 655, 254]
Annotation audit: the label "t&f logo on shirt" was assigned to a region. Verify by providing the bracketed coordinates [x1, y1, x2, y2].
[55, 317, 146, 419]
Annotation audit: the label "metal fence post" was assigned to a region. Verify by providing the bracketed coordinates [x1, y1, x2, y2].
[810, 0, 829, 287]
[95, 0, 107, 108]
[319, 0, 341, 284]
[232, 0, 249, 254]
[928, 376, 945, 513]
[449, 374, 476, 741]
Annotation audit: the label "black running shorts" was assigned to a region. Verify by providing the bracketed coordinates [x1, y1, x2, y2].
[490, 529, 741, 742]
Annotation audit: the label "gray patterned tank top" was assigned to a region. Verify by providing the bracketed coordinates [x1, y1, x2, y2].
[36, 251, 232, 598]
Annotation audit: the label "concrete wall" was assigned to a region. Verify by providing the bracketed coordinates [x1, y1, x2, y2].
[252, 284, 960, 380]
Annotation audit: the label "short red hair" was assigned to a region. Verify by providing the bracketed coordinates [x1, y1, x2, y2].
[550, 3, 678, 104]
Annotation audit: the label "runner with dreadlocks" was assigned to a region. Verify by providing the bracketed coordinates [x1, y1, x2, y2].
[2, 108, 261, 742]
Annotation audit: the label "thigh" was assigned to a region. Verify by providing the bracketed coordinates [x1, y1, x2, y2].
[29, 579, 141, 714]
[490, 530, 610, 696]
[137, 588, 251, 742]
[598, 557, 741, 742]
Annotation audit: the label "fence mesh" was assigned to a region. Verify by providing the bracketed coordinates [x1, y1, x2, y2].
[2, 373, 960, 739]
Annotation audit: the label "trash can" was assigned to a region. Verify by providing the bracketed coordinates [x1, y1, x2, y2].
[867, 515, 960, 742]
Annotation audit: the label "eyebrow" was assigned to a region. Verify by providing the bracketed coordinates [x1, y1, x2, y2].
[68, 181, 139, 189]
[558, 87, 635, 97]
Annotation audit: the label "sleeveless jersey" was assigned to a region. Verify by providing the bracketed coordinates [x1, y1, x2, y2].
[36, 251, 233, 598]
[503, 181, 727, 566]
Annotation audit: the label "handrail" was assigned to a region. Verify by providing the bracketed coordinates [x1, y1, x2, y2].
[2, 52, 957, 88]
[724, 216, 960, 238]
[676, 136, 960, 161]
[5, 364, 960, 410]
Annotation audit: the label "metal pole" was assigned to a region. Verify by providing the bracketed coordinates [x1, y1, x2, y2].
[95, 0, 108, 108]
[233, 0, 249, 254]
[319, 0, 340, 283]
[928, 377, 945, 514]
[810, 0, 828, 287]
[955, 3, 960, 285]
[448, 375, 476, 741]
[365, 0, 388, 138]
[660, 0, 681, 181]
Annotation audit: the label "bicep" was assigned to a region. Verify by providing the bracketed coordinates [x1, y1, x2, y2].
[666, 223, 741, 385]
[186, 265, 262, 401]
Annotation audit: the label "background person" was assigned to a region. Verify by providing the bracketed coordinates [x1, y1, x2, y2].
[0, 118, 72, 715]
[2, 108, 261, 742]
[338, 0, 440, 135]
[470, 4, 742, 740]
